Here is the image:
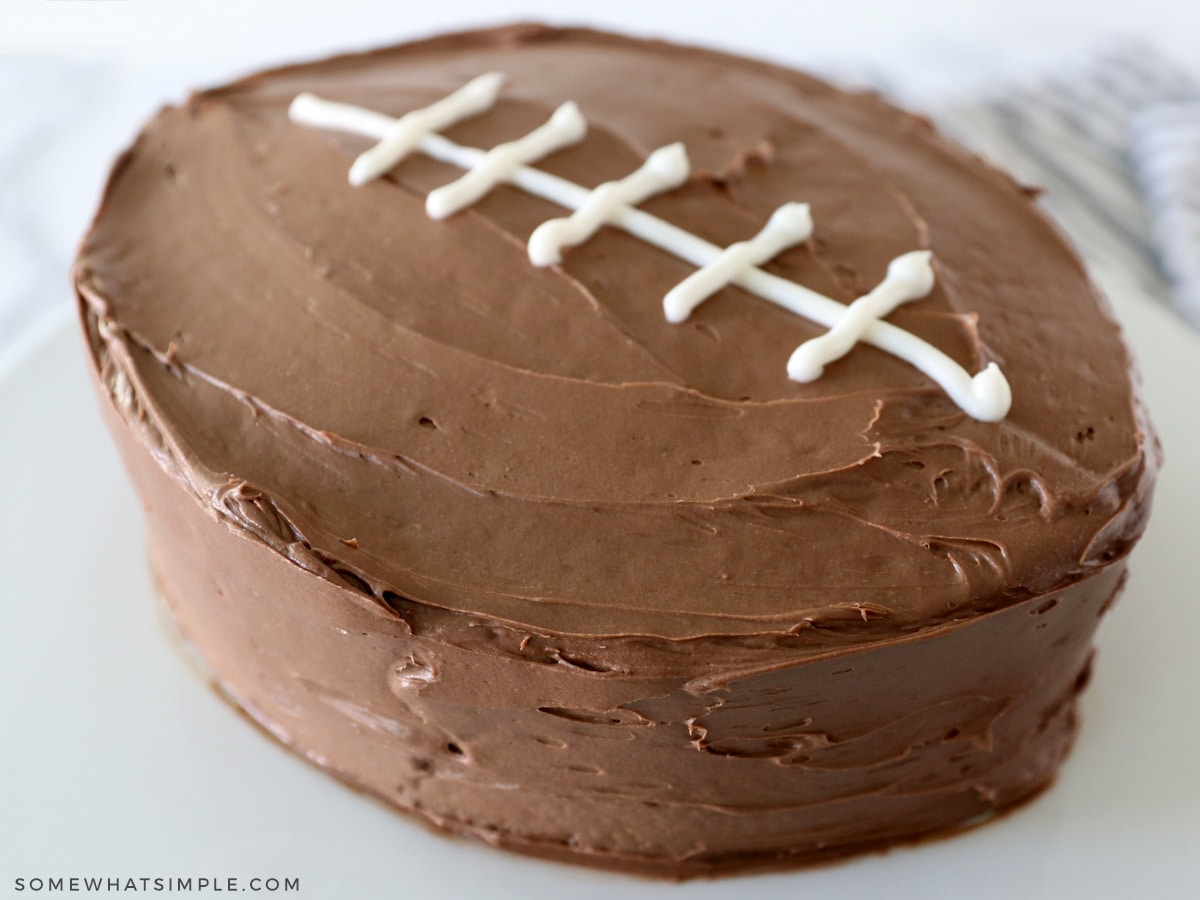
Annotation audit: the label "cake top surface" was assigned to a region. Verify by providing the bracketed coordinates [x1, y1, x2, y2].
[76, 24, 1158, 640]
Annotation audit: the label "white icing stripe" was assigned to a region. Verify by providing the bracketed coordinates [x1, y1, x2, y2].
[662, 203, 813, 324]
[787, 250, 935, 382]
[288, 93, 1013, 422]
[425, 102, 587, 220]
[290, 93, 407, 143]
[345, 72, 505, 187]
[527, 143, 690, 266]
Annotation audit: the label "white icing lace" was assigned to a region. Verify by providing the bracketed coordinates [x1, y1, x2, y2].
[288, 76, 1012, 421]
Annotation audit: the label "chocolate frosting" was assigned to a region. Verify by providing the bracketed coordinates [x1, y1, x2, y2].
[75, 24, 1156, 639]
[73, 24, 1160, 875]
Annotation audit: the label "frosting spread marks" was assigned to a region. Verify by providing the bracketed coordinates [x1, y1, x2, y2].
[75, 24, 1158, 640]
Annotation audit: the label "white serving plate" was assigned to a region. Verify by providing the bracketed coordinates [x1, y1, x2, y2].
[2, 276, 1198, 898]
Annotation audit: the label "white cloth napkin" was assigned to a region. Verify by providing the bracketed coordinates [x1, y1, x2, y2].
[932, 43, 1200, 329]
[1132, 100, 1200, 329]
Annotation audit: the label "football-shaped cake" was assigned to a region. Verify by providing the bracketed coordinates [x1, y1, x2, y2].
[74, 24, 1158, 877]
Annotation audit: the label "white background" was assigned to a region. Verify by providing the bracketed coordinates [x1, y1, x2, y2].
[5, 0, 1200, 78]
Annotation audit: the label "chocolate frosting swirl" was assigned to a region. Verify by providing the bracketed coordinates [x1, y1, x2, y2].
[74, 23, 1158, 642]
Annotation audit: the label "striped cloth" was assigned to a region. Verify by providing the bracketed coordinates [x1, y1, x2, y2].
[1132, 101, 1200, 328]
[930, 43, 1200, 329]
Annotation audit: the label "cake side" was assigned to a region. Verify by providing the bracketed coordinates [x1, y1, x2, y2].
[86, 333, 1124, 876]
